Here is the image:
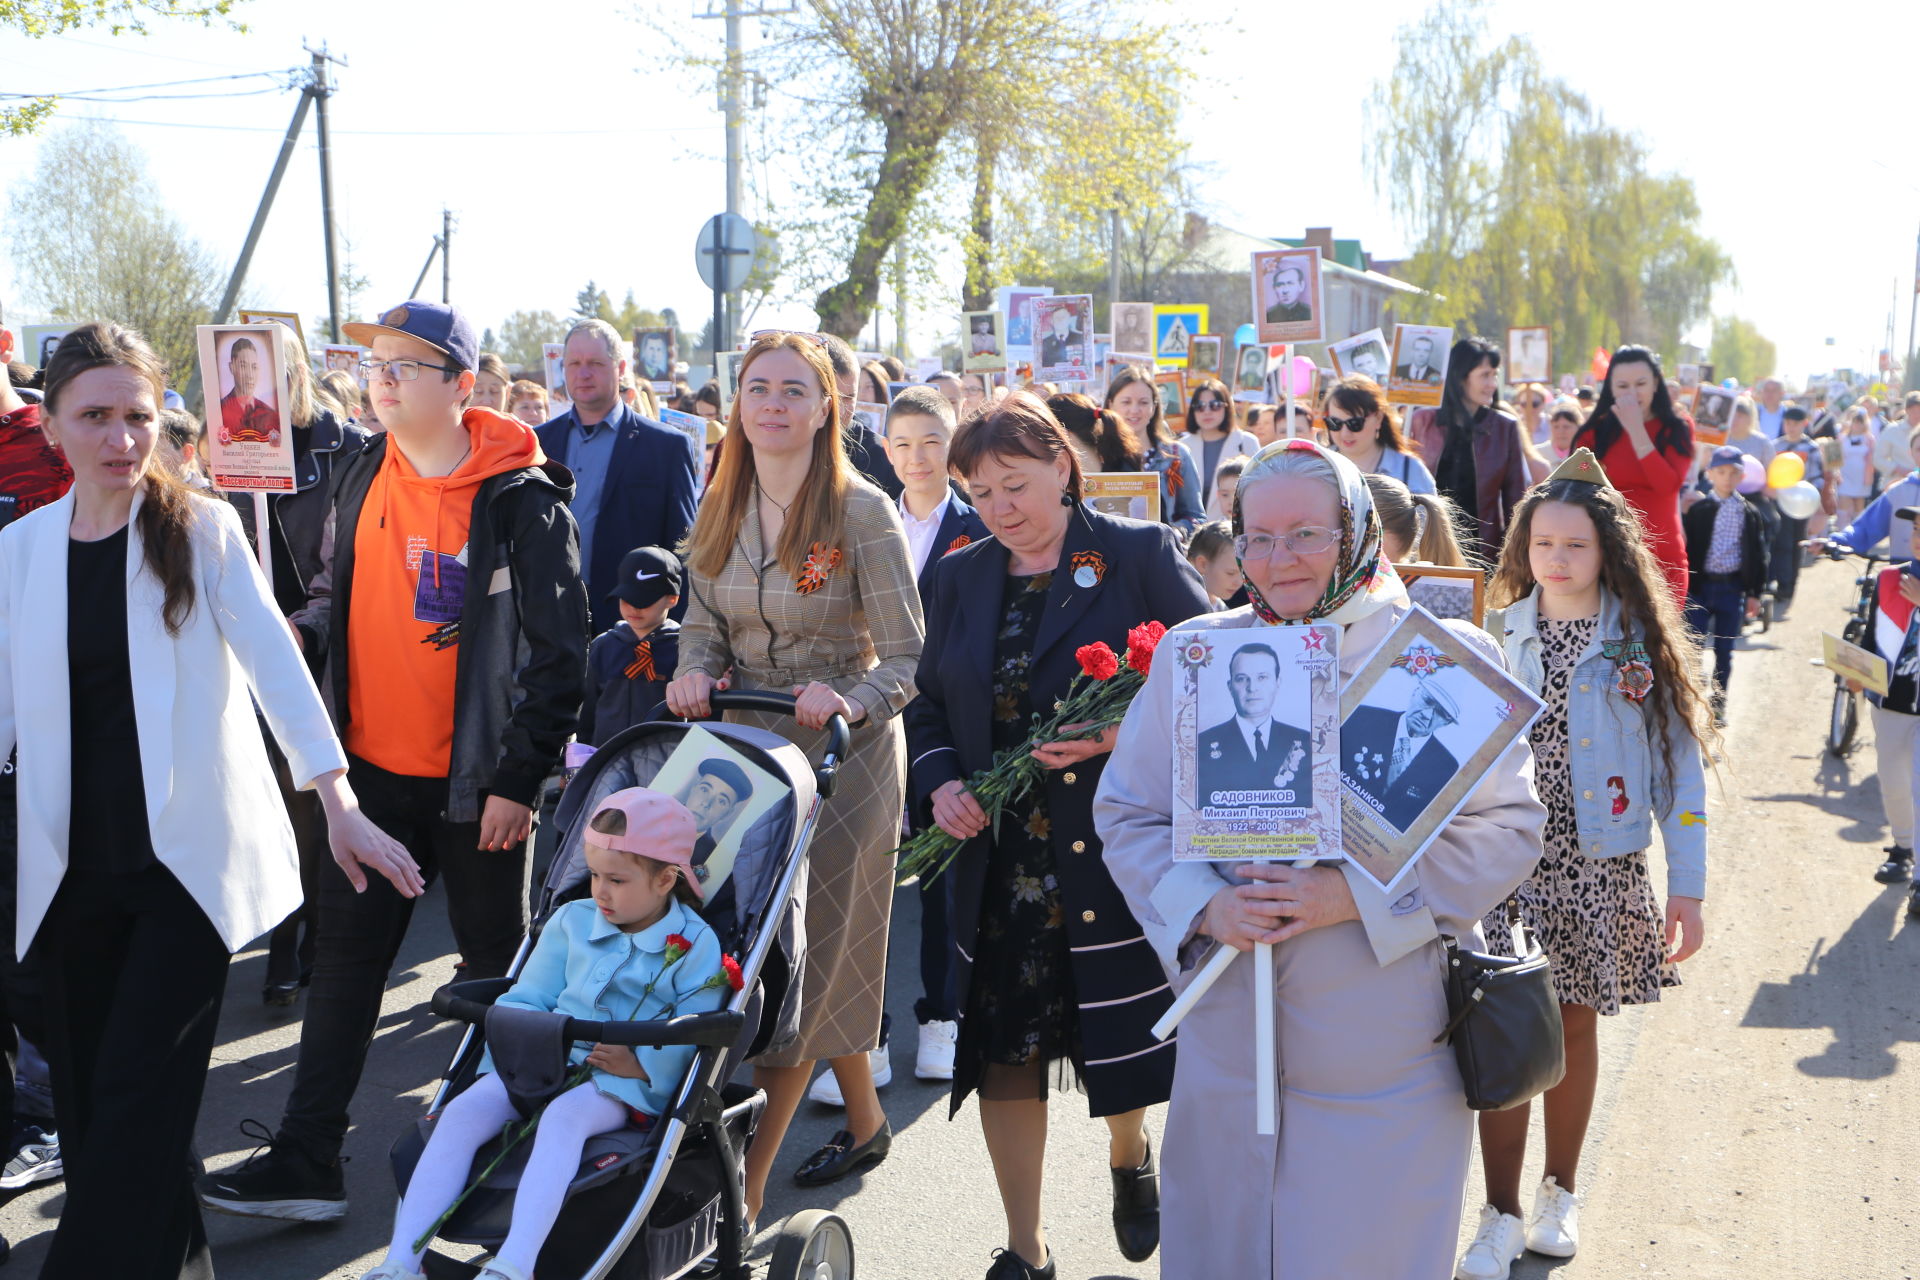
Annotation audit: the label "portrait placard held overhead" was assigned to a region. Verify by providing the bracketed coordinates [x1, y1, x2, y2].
[196, 322, 296, 492]
[1234, 342, 1271, 401]
[1251, 248, 1324, 345]
[1032, 294, 1094, 382]
[1387, 324, 1454, 407]
[1507, 326, 1552, 384]
[1328, 328, 1391, 382]
[634, 327, 678, 391]
[1169, 625, 1342, 864]
[1111, 302, 1155, 363]
[961, 309, 1007, 372]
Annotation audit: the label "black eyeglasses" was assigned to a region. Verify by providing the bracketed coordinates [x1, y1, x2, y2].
[359, 358, 460, 382]
[1325, 413, 1370, 433]
[1194, 399, 1226, 412]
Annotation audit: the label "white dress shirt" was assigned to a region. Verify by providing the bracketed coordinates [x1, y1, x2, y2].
[899, 490, 952, 579]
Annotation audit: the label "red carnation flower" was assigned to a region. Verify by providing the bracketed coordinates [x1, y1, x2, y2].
[663, 933, 693, 962]
[721, 954, 744, 991]
[1076, 641, 1121, 681]
[1125, 621, 1167, 675]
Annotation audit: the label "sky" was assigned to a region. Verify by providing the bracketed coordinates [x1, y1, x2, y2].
[2, 0, 1916, 385]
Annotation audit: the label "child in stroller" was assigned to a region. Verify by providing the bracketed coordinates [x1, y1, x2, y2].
[363, 788, 729, 1280]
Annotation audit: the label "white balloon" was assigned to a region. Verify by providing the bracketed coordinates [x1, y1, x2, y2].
[1777, 481, 1822, 521]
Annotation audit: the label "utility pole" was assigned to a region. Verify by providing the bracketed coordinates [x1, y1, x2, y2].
[442, 208, 453, 304]
[307, 42, 347, 342]
[1109, 206, 1123, 329]
[894, 239, 907, 360]
[1909, 223, 1919, 393]
[409, 232, 441, 301]
[697, 0, 789, 350]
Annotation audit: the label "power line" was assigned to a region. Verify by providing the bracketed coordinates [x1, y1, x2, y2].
[0, 69, 296, 98]
[78, 114, 722, 137]
[5, 87, 286, 103]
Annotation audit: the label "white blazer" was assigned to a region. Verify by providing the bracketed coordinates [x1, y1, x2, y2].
[1197, 428, 1262, 521]
[0, 487, 347, 958]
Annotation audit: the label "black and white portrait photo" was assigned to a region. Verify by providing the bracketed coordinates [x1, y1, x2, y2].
[1112, 303, 1153, 359]
[1197, 642, 1314, 810]
[1235, 343, 1270, 395]
[1507, 326, 1551, 384]
[1329, 328, 1391, 382]
[1388, 324, 1454, 407]
[962, 309, 1007, 373]
[1252, 248, 1324, 345]
[635, 328, 676, 384]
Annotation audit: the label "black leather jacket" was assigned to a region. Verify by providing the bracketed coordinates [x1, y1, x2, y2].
[229, 408, 368, 618]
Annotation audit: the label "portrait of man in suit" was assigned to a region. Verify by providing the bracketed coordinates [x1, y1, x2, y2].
[1396, 334, 1442, 385]
[1342, 677, 1462, 834]
[1038, 298, 1087, 372]
[1197, 643, 1313, 808]
[1265, 261, 1312, 325]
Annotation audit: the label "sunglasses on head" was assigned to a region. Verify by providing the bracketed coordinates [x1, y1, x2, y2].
[1325, 413, 1370, 433]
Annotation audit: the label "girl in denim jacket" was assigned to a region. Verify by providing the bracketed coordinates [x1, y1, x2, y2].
[1455, 450, 1713, 1280]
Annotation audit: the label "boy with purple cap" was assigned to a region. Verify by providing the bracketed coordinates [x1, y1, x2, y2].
[1681, 444, 1774, 723]
[363, 788, 728, 1280]
[200, 300, 590, 1223]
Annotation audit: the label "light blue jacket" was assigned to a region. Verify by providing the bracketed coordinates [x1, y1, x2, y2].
[1834, 469, 1920, 560]
[1499, 589, 1707, 899]
[487, 897, 726, 1116]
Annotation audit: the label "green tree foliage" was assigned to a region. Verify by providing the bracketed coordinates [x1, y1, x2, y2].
[1368, 0, 1731, 370]
[1708, 316, 1776, 386]
[8, 122, 224, 378]
[1, 1, 249, 135]
[495, 309, 565, 369]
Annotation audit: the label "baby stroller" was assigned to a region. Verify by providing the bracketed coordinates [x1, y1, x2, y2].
[391, 692, 856, 1280]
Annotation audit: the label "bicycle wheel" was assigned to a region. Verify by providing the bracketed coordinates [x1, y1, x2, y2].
[1828, 680, 1859, 756]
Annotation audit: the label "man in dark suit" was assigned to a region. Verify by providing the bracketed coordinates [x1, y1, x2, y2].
[536, 319, 699, 633]
[681, 756, 752, 887]
[1342, 678, 1461, 833]
[1197, 643, 1313, 807]
[1395, 334, 1441, 386]
[1038, 303, 1082, 371]
[1264, 262, 1311, 325]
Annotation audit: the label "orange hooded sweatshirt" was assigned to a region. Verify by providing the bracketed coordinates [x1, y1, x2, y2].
[345, 408, 544, 777]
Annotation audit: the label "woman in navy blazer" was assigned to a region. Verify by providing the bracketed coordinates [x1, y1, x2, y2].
[0, 325, 417, 1279]
[906, 391, 1208, 1280]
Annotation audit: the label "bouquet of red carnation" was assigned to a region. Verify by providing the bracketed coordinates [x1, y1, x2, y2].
[894, 621, 1167, 886]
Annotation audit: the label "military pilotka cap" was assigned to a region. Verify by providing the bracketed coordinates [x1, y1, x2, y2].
[343, 300, 479, 372]
[1544, 446, 1612, 487]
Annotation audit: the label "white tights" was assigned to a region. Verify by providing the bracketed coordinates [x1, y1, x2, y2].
[386, 1071, 628, 1275]
[1871, 703, 1920, 848]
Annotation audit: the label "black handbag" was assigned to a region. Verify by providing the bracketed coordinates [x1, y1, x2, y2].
[1434, 905, 1566, 1111]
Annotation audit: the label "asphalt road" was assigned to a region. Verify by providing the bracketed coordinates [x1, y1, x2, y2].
[2, 550, 1914, 1279]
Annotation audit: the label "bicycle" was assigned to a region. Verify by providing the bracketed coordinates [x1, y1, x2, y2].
[1811, 542, 1888, 755]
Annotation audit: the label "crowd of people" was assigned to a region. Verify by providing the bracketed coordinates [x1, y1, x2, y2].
[0, 296, 1909, 1280]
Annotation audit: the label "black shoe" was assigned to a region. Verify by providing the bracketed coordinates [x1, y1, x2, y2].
[1875, 846, 1914, 884]
[984, 1247, 1055, 1279]
[1109, 1139, 1160, 1262]
[1908, 882, 1920, 916]
[195, 1120, 347, 1222]
[792, 1122, 891, 1187]
[0, 1124, 61, 1191]
[262, 979, 302, 1007]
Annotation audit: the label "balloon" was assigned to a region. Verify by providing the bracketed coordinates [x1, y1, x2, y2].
[1722, 377, 1739, 389]
[1293, 354, 1316, 397]
[1737, 455, 1765, 494]
[1766, 452, 1805, 489]
[1776, 480, 1822, 521]
[1234, 323, 1257, 349]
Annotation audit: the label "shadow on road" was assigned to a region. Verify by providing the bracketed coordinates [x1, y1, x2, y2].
[1741, 887, 1920, 1078]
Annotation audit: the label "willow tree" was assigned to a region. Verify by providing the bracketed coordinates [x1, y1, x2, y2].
[1368, 0, 1731, 370]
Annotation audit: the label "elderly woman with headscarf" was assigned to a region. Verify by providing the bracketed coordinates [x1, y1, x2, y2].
[1093, 438, 1547, 1279]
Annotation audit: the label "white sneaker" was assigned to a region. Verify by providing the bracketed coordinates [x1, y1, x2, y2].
[475, 1261, 531, 1280]
[915, 1020, 958, 1080]
[1455, 1203, 1525, 1280]
[806, 1043, 892, 1106]
[1525, 1175, 1580, 1257]
[358, 1263, 426, 1280]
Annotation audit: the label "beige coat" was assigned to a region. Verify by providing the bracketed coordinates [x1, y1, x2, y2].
[1094, 601, 1546, 1279]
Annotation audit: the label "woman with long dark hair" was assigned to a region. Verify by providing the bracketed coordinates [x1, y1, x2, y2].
[0, 323, 415, 1278]
[1179, 376, 1259, 517]
[1405, 336, 1530, 563]
[1570, 346, 1695, 600]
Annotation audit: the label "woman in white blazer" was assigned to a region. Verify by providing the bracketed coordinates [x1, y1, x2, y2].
[1182, 377, 1261, 520]
[0, 324, 420, 1279]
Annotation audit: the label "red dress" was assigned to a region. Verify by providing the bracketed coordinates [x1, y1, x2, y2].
[1576, 421, 1694, 602]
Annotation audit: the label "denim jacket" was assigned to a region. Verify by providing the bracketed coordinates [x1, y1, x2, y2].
[486, 897, 726, 1116]
[1499, 588, 1707, 899]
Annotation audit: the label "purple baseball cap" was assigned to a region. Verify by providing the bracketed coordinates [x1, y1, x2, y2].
[344, 300, 478, 372]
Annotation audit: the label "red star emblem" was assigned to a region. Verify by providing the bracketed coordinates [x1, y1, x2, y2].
[1300, 630, 1325, 653]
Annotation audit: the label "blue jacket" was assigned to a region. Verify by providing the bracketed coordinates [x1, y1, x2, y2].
[914, 493, 992, 604]
[489, 897, 726, 1116]
[1833, 469, 1920, 560]
[1498, 589, 1707, 899]
[536, 402, 700, 632]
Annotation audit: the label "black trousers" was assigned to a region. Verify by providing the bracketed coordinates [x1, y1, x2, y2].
[262, 737, 329, 988]
[277, 756, 527, 1161]
[40, 862, 228, 1280]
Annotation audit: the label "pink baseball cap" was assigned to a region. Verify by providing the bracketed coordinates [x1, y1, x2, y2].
[584, 787, 704, 902]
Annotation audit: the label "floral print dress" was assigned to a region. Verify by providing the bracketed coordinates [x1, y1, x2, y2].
[952, 571, 1082, 1107]
[1482, 614, 1678, 1015]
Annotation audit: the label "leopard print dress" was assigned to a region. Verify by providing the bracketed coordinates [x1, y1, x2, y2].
[1481, 614, 1679, 1015]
